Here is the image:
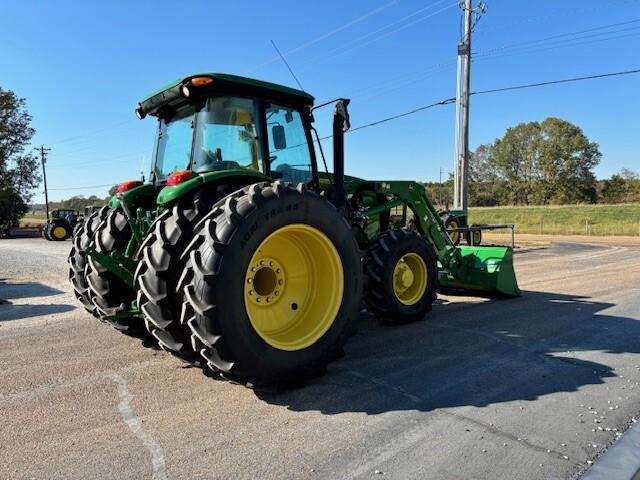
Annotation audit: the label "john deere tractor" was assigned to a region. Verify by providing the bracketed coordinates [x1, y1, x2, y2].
[43, 208, 79, 241]
[69, 73, 519, 387]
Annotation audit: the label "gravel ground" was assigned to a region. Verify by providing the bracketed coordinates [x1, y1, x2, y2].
[1, 236, 640, 480]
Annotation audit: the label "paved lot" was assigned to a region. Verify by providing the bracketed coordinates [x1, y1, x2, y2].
[1, 236, 640, 480]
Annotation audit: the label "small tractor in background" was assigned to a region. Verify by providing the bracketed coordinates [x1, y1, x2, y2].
[42, 208, 79, 241]
[69, 73, 519, 388]
[42, 205, 102, 241]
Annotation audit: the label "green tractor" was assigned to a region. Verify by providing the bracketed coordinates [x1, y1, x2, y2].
[43, 208, 79, 241]
[69, 73, 519, 387]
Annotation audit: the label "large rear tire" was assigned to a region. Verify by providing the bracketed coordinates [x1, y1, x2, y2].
[364, 229, 437, 324]
[135, 194, 205, 353]
[179, 182, 363, 387]
[86, 208, 138, 331]
[68, 206, 110, 316]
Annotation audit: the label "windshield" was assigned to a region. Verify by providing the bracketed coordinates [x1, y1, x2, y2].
[192, 97, 262, 173]
[153, 105, 194, 180]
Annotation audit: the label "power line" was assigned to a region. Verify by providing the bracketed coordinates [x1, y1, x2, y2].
[340, 68, 640, 138]
[299, 1, 458, 68]
[351, 98, 456, 132]
[297, 0, 453, 67]
[48, 183, 118, 191]
[473, 31, 640, 64]
[469, 68, 640, 97]
[475, 19, 640, 57]
[250, 0, 400, 71]
[52, 149, 149, 168]
[48, 120, 131, 146]
[476, 0, 640, 37]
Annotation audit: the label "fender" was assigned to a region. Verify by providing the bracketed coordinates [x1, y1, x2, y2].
[108, 182, 157, 211]
[156, 169, 272, 206]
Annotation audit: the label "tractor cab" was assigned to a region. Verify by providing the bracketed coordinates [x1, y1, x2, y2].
[137, 74, 324, 193]
[51, 208, 77, 224]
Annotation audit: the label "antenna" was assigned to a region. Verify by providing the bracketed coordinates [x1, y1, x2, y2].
[270, 39, 306, 92]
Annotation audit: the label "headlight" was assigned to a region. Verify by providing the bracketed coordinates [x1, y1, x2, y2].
[181, 85, 190, 97]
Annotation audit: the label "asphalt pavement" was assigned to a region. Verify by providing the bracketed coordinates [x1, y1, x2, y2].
[1, 236, 640, 480]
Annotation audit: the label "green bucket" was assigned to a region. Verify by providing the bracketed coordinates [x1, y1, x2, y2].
[438, 245, 521, 297]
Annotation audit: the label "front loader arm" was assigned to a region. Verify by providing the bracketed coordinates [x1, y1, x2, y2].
[360, 181, 520, 296]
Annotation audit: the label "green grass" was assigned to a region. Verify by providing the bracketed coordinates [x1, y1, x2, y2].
[469, 204, 640, 236]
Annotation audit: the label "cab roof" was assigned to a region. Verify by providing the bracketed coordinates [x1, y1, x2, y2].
[138, 73, 315, 118]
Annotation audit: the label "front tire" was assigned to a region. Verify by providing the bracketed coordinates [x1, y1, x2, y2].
[364, 229, 437, 324]
[135, 194, 205, 353]
[180, 182, 363, 387]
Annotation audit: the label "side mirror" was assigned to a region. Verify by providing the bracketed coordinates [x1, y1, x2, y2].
[272, 125, 287, 150]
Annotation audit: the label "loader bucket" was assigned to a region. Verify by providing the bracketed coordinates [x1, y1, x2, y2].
[438, 245, 521, 297]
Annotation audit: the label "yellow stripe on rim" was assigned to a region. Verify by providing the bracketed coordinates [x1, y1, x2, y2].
[244, 224, 344, 351]
[52, 226, 67, 239]
[392, 253, 428, 306]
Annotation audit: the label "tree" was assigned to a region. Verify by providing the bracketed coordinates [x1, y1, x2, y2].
[469, 143, 505, 206]
[0, 87, 40, 230]
[489, 122, 542, 205]
[488, 117, 601, 205]
[538, 118, 600, 204]
[599, 168, 640, 204]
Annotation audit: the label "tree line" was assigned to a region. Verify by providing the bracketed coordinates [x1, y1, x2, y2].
[424, 117, 639, 207]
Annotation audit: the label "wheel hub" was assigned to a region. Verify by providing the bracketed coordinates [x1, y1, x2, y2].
[392, 253, 428, 306]
[394, 262, 415, 293]
[52, 226, 66, 239]
[245, 257, 285, 306]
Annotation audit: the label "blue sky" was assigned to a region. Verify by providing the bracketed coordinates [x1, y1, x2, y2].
[2, 0, 639, 202]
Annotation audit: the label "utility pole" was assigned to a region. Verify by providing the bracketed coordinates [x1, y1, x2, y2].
[453, 0, 486, 211]
[38, 145, 51, 220]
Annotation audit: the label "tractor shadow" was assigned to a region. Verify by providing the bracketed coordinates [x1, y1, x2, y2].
[258, 291, 639, 415]
[0, 279, 73, 322]
[0, 278, 63, 301]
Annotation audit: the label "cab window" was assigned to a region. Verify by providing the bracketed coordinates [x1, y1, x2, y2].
[266, 105, 312, 185]
[192, 97, 262, 173]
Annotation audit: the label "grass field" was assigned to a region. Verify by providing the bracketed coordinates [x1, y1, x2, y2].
[469, 204, 640, 236]
[19, 211, 46, 227]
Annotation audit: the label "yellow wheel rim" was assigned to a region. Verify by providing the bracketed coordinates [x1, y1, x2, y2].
[244, 224, 344, 351]
[447, 220, 459, 244]
[392, 253, 428, 306]
[52, 226, 67, 239]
